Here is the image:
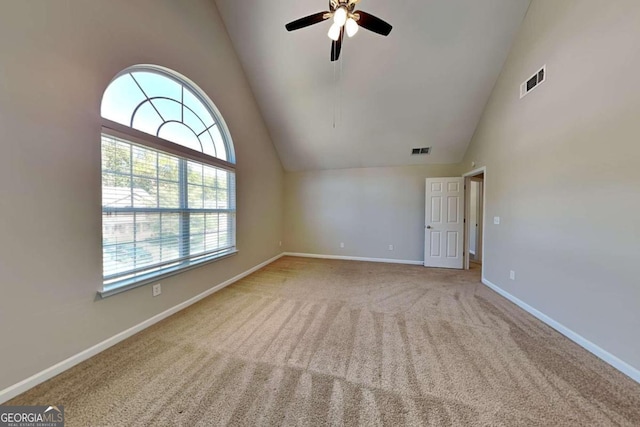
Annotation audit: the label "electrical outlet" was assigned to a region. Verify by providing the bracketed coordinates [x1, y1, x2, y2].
[279, 241, 282, 247]
[509, 271, 516, 280]
[152, 283, 162, 297]
[340, 242, 345, 248]
[494, 216, 501, 225]
[388, 245, 394, 251]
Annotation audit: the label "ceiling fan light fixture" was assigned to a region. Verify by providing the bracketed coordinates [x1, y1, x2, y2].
[345, 17, 359, 37]
[285, 1, 393, 62]
[328, 23, 341, 41]
[333, 7, 348, 26]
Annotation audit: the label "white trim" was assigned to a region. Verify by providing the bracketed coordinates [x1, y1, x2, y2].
[481, 277, 640, 384]
[284, 252, 423, 265]
[0, 253, 284, 404]
[463, 166, 487, 275]
[463, 166, 487, 178]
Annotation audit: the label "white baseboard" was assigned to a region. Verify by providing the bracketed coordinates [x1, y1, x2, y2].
[0, 253, 285, 404]
[481, 277, 640, 384]
[283, 252, 424, 266]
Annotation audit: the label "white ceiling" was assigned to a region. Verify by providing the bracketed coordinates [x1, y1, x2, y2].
[214, 0, 530, 171]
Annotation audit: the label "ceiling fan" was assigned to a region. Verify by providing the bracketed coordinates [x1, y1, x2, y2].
[285, 0, 393, 62]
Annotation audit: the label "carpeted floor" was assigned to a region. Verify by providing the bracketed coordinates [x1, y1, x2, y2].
[7, 256, 640, 426]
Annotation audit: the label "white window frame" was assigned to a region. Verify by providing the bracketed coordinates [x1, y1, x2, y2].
[99, 65, 237, 297]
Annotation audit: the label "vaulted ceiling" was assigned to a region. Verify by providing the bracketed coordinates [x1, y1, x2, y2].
[215, 0, 530, 171]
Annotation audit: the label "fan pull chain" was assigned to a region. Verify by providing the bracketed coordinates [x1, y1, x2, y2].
[332, 51, 344, 129]
[339, 51, 343, 127]
[333, 61, 338, 129]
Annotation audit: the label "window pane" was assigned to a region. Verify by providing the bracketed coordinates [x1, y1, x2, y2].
[188, 162, 203, 185]
[158, 181, 180, 208]
[158, 154, 179, 181]
[183, 89, 215, 128]
[217, 188, 228, 209]
[161, 213, 180, 236]
[188, 184, 203, 209]
[190, 234, 205, 255]
[132, 178, 158, 208]
[227, 173, 236, 209]
[101, 74, 146, 126]
[203, 165, 217, 188]
[204, 186, 217, 209]
[102, 138, 131, 174]
[183, 107, 207, 135]
[158, 122, 201, 151]
[135, 215, 158, 267]
[210, 125, 227, 161]
[200, 130, 216, 158]
[130, 71, 182, 101]
[219, 213, 229, 232]
[219, 231, 230, 247]
[160, 214, 181, 262]
[132, 146, 157, 178]
[152, 98, 182, 122]
[205, 213, 218, 231]
[217, 169, 228, 190]
[131, 101, 163, 136]
[204, 233, 219, 251]
[102, 175, 132, 208]
[102, 213, 135, 276]
[191, 214, 205, 234]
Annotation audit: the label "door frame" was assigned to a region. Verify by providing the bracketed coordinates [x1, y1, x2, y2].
[469, 177, 484, 263]
[463, 166, 487, 272]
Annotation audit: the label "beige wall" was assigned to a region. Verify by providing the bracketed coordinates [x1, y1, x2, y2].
[459, 0, 640, 370]
[0, 0, 283, 391]
[284, 165, 458, 262]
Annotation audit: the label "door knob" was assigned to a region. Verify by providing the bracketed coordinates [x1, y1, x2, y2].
[426, 225, 432, 229]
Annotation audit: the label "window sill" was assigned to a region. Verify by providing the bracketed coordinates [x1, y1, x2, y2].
[98, 249, 238, 298]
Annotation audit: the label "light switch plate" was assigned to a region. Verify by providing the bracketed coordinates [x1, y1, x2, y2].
[494, 216, 501, 225]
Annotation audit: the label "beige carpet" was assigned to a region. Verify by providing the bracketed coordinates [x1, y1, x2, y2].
[7, 256, 640, 426]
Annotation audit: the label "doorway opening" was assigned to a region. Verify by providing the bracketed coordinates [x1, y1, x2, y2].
[463, 168, 486, 272]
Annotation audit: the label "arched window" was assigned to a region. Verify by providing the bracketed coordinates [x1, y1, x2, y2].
[99, 65, 236, 297]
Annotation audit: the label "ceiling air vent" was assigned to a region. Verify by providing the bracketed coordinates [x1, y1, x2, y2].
[520, 65, 546, 98]
[411, 147, 431, 155]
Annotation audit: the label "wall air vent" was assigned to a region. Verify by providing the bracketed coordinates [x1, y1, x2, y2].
[520, 65, 546, 98]
[411, 147, 431, 155]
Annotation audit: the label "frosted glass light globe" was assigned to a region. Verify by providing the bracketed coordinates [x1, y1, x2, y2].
[333, 7, 348, 27]
[345, 17, 359, 37]
[328, 23, 341, 41]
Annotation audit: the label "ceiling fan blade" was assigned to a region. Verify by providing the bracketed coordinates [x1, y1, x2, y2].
[356, 11, 393, 36]
[331, 27, 344, 61]
[285, 12, 330, 31]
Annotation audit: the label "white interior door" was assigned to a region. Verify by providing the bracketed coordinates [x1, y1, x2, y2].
[424, 177, 465, 269]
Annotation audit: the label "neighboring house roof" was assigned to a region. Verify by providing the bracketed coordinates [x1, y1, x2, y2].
[103, 186, 156, 208]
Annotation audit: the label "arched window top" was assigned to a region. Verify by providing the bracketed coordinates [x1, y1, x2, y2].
[101, 65, 235, 164]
